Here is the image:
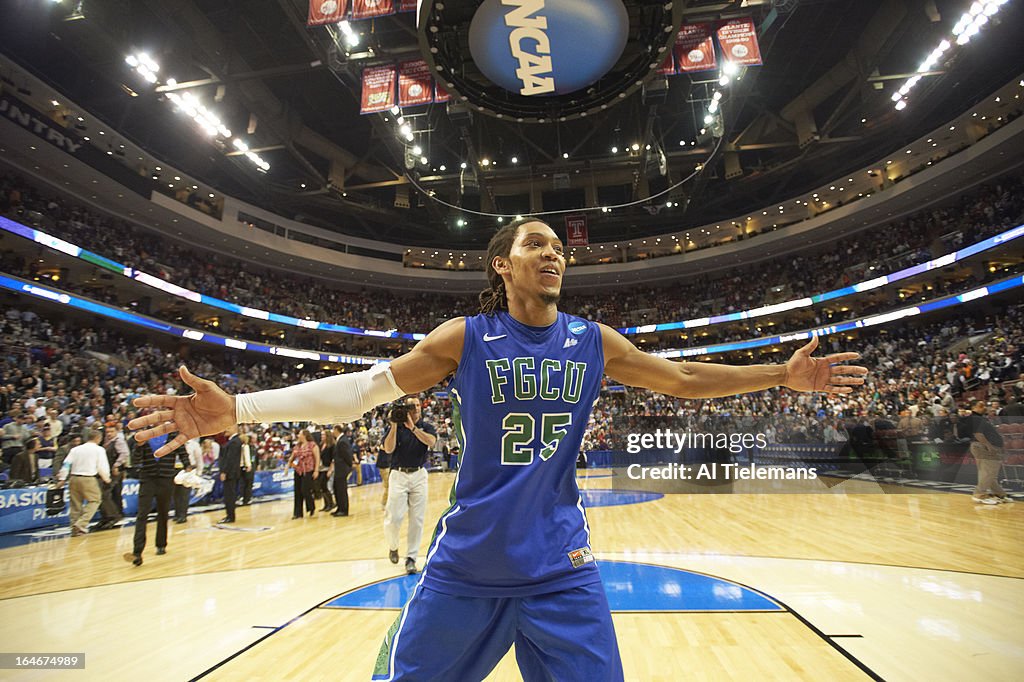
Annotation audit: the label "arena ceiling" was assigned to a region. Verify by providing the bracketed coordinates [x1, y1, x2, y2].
[1, 0, 1022, 248]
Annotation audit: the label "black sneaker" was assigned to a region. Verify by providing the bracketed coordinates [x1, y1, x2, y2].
[405, 558, 418, 575]
[156, 547, 166, 556]
[389, 549, 399, 564]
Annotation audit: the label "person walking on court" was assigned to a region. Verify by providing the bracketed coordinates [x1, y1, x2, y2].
[966, 399, 1012, 504]
[57, 428, 110, 536]
[218, 430, 242, 523]
[128, 218, 867, 681]
[239, 433, 255, 505]
[376, 437, 391, 510]
[382, 398, 436, 575]
[329, 424, 353, 517]
[124, 439, 189, 565]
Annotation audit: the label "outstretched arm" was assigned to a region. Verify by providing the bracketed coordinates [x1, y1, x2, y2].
[600, 325, 866, 399]
[129, 318, 465, 457]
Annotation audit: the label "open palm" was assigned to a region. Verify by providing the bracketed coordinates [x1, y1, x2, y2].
[127, 366, 236, 457]
[784, 335, 868, 394]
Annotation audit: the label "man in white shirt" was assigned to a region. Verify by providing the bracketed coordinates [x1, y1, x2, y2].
[58, 429, 111, 536]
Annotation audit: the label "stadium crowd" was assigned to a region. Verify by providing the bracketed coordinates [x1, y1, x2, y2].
[1, 294, 1020, 489]
[1, 170, 1021, 335]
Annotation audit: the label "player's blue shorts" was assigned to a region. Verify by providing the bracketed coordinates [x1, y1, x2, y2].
[372, 579, 623, 681]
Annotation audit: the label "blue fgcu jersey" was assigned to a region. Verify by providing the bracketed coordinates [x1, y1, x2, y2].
[421, 311, 605, 597]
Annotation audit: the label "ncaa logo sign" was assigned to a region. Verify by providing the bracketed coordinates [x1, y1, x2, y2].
[468, 0, 629, 97]
[568, 321, 587, 335]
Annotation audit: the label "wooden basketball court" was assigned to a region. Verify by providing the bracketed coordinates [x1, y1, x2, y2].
[0, 470, 1021, 680]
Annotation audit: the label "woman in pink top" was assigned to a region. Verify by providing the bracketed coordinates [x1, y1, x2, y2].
[288, 429, 320, 519]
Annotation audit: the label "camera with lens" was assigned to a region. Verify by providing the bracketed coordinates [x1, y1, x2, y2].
[389, 403, 410, 424]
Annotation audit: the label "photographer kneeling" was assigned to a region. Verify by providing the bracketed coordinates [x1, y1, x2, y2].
[382, 398, 436, 575]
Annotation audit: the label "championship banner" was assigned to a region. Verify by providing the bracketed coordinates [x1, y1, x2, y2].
[307, 0, 348, 26]
[434, 81, 451, 103]
[360, 64, 397, 114]
[398, 60, 434, 107]
[566, 215, 589, 247]
[656, 54, 675, 76]
[716, 18, 762, 66]
[397, 0, 417, 11]
[674, 23, 716, 73]
[351, 0, 394, 19]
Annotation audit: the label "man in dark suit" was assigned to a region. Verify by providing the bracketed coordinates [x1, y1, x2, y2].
[330, 425, 353, 517]
[218, 429, 242, 523]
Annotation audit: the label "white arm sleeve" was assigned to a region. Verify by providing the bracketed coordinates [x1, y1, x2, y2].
[235, 363, 405, 425]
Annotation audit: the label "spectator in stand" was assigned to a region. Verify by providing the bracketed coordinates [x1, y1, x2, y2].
[9, 436, 40, 483]
[2, 412, 30, 468]
[52, 432, 80, 477]
[35, 421, 58, 468]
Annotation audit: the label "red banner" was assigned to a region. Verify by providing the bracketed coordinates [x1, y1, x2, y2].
[656, 54, 675, 76]
[351, 0, 394, 19]
[674, 23, 716, 73]
[716, 18, 762, 66]
[397, 0, 417, 12]
[307, 0, 348, 26]
[565, 215, 589, 247]
[360, 65, 396, 114]
[434, 81, 451, 103]
[398, 60, 434, 107]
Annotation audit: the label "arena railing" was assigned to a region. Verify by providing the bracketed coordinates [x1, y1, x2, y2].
[1, 268, 1020, 366]
[1, 213, 1021, 342]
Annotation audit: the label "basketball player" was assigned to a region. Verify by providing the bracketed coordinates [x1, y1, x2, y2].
[128, 218, 867, 680]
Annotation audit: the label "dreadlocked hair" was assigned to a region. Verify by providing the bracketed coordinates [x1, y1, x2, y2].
[478, 216, 548, 315]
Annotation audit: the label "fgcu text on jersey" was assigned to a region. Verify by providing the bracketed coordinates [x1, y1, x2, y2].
[419, 311, 604, 597]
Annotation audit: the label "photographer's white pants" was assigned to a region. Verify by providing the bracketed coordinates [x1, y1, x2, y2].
[384, 468, 428, 560]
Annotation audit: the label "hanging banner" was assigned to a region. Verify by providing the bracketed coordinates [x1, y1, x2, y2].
[656, 54, 675, 76]
[434, 81, 451, 103]
[307, 0, 348, 26]
[674, 23, 716, 73]
[351, 0, 394, 19]
[360, 65, 397, 114]
[398, 60, 434, 107]
[566, 215, 589, 247]
[397, 0, 418, 11]
[716, 18, 762, 66]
